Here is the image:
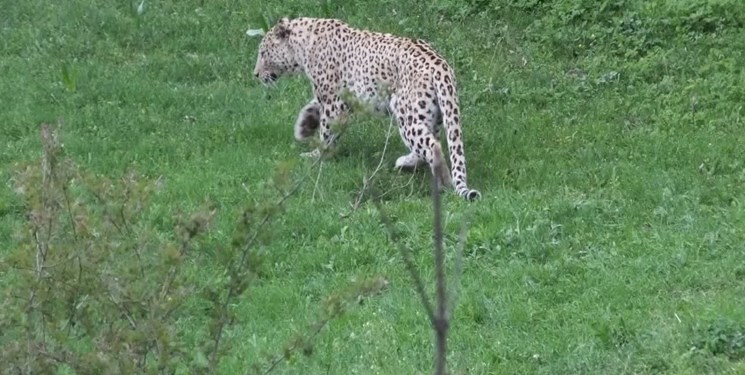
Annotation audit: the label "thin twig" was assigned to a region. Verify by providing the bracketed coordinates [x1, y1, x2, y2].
[65, 255, 83, 334]
[369, 117, 396, 180]
[431, 167, 448, 375]
[36, 348, 68, 365]
[62, 185, 78, 240]
[133, 240, 147, 279]
[209, 121, 351, 374]
[259, 319, 331, 375]
[377, 172, 417, 200]
[372, 198, 435, 323]
[27, 122, 60, 369]
[84, 183, 126, 235]
[251, 276, 388, 375]
[107, 294, 137, 330]
[340, 117, 397, 218]
[119, 203, 133, 234]
[311, 160, 324, 202]
[448, 209, 473, 319]
[160, 217, 206, 301]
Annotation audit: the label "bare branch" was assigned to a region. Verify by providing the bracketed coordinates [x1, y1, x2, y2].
[340, 116, 398, 218]
[369, 117, 397, 181]
[311, 159, 324, 202]
[431, 162, 448, 375]
[209, 120, 353, 373]
[372, 198, 435, 323]
[107, 294, 138, 330]
[250, 276, 388, 375]
[448, 209, 473, 320]
[259, 319, 330, 375]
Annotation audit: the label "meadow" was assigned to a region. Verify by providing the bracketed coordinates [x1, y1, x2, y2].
[1, 0, 744, 374]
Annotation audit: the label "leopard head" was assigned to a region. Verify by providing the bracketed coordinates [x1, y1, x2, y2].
[253, 18, 302, 86]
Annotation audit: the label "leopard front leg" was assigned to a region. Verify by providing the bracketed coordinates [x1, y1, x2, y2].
[300, 95, 349, 159]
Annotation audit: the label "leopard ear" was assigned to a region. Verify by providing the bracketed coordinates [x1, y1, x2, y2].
[275, 18, 291, 39]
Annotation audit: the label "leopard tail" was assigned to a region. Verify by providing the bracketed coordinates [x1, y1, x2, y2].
[434, 68, 481, 201]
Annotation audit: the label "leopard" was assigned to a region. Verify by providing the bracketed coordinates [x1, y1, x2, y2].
[253, 17, 481, 201]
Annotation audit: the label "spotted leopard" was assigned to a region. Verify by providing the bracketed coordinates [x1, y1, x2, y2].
[253, 17, 480, 200]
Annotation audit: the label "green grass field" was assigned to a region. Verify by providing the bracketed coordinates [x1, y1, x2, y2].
[2, 1, 744, 374]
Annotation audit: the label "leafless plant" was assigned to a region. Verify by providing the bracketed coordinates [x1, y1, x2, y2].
[372, 156, 472, 375]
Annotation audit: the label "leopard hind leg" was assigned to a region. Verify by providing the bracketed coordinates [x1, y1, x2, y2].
[392, 94, 452, 191]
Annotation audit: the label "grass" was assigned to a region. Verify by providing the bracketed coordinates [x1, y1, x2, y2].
[2, 0, 744, 374]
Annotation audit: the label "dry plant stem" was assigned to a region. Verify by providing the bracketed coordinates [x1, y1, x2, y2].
[25, 123, 59, 373]
[372, 198, 435, 322]
[65, 257, 84, 334]
[448, 210, 472, 319]
[311, 160, 324, 202]
[208, 126, 346, 374]
[372, 160, 450, 375]
[366, 116, 396, 187]
[160, 233, 199, 301]
[258, 319, 331, 375]
[341, 117, 396, 218]
[431, 170, 448, 375]
[250, 276, 388, 375]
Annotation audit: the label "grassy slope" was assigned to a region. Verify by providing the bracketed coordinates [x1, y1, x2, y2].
[1, 0, 744, 374]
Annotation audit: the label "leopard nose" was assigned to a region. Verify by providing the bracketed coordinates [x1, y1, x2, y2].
[254, 72, 259, 78]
